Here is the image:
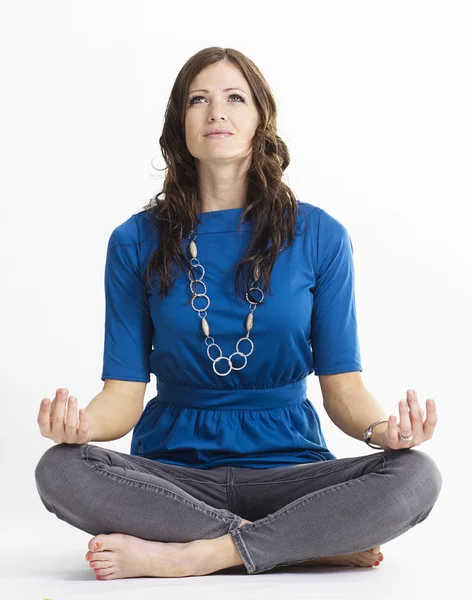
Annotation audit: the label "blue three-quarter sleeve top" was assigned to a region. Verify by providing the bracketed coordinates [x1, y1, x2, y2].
[101, 200, 363, 469]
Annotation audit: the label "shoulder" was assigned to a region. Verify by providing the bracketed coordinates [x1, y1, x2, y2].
[296, 201, 351, 242]
[107, 209, 155, 248]
[298, 201, 348, 230]
[297, 202, 355, 279]
[104, 210, 157, 279]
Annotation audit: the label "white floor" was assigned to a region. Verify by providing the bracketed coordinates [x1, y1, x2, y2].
[0, 510, 461, 600]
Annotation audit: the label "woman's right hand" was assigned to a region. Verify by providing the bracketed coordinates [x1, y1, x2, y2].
[37, 388, 92, 444]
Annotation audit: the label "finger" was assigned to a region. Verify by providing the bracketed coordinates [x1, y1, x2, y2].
[65, 396, 77, 441]
[38, 398, 53, 436]
[387, 414, 399, 446]
[77, 408, 90, 443]
[49, 388, 63, 422]
[51, 388, 68, 439]
[399, 398, 412, 441]
[50, 388, 64, 423]
[423, 398, 437, 439]
[406, 389, 423, 439]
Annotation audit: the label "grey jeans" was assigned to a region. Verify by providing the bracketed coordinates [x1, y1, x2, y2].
[34, 443, 442, 575]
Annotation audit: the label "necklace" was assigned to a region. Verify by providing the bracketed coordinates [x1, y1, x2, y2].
[187, 225, 264, 376]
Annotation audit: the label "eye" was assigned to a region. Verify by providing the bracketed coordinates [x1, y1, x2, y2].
[188, 93, 246, 105]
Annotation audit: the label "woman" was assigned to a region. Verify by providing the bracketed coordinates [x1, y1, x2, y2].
[35, 47, 442, 579]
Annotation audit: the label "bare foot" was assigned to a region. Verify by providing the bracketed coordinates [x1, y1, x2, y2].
[239, 518, 253, 527]
[298, 546, 384, 568]
[85, 533, 198, 580]
[238, 519, 384, 568]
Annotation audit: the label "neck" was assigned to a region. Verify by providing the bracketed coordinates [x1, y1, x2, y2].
[196, 158, 249, 213]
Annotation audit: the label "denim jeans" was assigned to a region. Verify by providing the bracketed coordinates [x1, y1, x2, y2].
[34, 443, 442, 575]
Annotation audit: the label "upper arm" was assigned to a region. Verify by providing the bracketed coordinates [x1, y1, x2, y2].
[319, 371, 365, 409]
[310, 208, 362, 376]
[101, 218, 153, 383]
[102, 379, 147, 411]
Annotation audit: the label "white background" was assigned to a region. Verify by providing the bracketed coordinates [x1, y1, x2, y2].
[0, 1, 469, 598]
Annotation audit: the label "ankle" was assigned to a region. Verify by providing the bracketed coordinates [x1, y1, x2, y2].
[184, 538, 215, 576]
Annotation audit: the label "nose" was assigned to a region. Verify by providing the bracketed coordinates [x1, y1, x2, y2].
[207, 103, 229, 122]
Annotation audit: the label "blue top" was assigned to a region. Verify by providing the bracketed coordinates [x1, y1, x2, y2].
[101, 200, 363, 469]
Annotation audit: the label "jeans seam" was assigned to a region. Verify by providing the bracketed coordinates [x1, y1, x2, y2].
[81, 444, 235, 525]
[231, 528, 256, 573]
[143, 477, 228, 484]
[226, 467, 235, 514]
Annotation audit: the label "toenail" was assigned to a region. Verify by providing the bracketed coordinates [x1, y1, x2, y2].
[90, 562, 95, 567]
[86, 553, 91, 560]
[94, 543, 100, 551]
[375, 561, 380, 566]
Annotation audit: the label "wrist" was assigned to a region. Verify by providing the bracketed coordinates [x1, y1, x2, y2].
[370, 422, 389, 448]
[364, 419, 390, 448]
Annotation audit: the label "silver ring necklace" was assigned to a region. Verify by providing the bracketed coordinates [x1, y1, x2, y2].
[187, 225, 264, 376]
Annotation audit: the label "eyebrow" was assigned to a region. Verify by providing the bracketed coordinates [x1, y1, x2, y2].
[188, 87, 248, 95]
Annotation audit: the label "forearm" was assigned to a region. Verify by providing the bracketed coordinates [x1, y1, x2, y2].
[324, 386, 390, 447]
[85, 389, 142, 442]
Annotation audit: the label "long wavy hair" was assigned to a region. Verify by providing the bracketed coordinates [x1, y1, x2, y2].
[141, 46, 307, 306]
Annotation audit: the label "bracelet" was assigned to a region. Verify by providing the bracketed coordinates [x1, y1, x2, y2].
[363, 418, 389, 449]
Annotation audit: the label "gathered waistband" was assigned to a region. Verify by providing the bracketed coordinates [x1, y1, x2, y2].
[155, 377, 308, 411]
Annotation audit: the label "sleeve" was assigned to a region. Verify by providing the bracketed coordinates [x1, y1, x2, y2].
[101, 220, 153, 382]
[310, 208, 363, 376]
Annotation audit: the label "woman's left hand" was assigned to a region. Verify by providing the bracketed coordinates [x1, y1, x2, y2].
[379, 389, 437, 451]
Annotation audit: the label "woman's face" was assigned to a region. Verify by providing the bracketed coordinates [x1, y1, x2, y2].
[184, 61, 260, 165]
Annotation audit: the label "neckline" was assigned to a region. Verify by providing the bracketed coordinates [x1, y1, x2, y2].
[192, 200, 308, 234]
[194, 206, 251, 234]
[196, 207, 245, 216]
[140, 200, 309, 235]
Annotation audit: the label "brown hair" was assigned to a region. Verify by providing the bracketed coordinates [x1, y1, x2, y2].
[141, 46, 307, 306]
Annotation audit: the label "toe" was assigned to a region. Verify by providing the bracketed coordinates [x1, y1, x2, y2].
[97, 572, 116, 580]
[88, 533, 116, 552]
[86, 551, 102, 562]
[93, 565, 115, 576]
[361, 558, 376, 567]
[88, 533, 118, 552]
[369, 546, 384, 560]
[89, 551, 114, 566]
[90, 559, 113, 570]
[88, 537, 101, 553]
[360, 551, 377, 566]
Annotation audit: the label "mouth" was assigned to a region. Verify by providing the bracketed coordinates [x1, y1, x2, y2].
[204, 133, 233, 138]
